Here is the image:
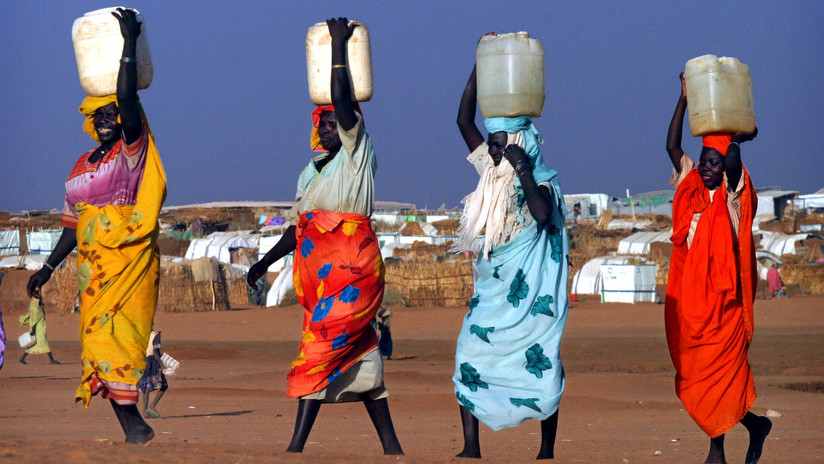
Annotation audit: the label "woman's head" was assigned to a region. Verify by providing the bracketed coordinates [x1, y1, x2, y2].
[487, 131, 508, 166]
[698, 147, 725, 189]
[92, 102, 121, 145]
[318, 110, 341, 153]
[699, 133, 732, 189]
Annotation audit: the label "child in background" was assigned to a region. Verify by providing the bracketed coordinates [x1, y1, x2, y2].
[19, 297, 60, 365]
[138, 330, 168, 419]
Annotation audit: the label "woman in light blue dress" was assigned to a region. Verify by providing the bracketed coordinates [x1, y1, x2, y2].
[451, 65, 569, 460]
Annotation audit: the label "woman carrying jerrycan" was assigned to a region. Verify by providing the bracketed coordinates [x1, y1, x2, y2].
[450, 32, 569, 460]
[665, 66, 771, 464]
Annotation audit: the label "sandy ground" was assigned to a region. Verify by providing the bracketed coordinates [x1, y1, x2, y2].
[0, 290, 822, 463]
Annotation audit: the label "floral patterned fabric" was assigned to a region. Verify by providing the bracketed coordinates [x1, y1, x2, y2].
[287, 210, 383, 398]
[73, 107, 166, 407]
[453, 171, 569, 431]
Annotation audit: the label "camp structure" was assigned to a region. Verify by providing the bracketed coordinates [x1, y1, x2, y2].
[795, 187, 824, 213]
[609, 190, 674, 217]
[563, 193, 612, 222]
[26, 229, 62, 255]
[0, 229, 20, 255]
[755, 187, 798, 220]
[616, 231, 672, 255]
[185, 231, 259, 266]
[599, 262, 658, 303]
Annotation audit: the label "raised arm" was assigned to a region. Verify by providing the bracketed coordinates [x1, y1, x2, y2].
[666, 72, 688, 171]
[327, 17, 358, 132]
[726, 127, 757, 189]
[503, 145, 555, 228]
[247, 225, 298, 290]
[112, 8, 142, 144]
[457, 66, 484, 152]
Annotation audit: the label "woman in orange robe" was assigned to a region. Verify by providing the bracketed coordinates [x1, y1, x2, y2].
[665, 72, 771, 464]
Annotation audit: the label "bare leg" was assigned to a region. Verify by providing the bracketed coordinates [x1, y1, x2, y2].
[740, 411, 772, 464]
[19, 353, 28, 364]
[47, 352, 61, 364]
[110, 399, 154, 444]
[150, 386, 167, 410]
[537, 409, 559, 460]
[362, 396, 404, 455]
[286, 399, 321, 453]
[142, 390, 150, 414]
[457, 405, 481, 458]
[705, 434, 726, 464]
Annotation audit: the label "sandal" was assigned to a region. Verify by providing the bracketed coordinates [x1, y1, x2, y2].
[144, 409, 161, 419]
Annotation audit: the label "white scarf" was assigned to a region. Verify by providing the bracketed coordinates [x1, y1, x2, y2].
[451, 133, 523, 258]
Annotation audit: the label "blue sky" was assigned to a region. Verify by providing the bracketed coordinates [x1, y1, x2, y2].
[1, 1, 822, 212]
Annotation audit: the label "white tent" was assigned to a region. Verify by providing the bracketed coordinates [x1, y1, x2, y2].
[758, 231, 807, 255]
[616, 231, 671, 255]
[27, 230, 62, 255]
[185, 231, 259, 264]
[600, 263, 658, 303]
[0, 254, 48, 270]
[266, 264, 294, 307]
[795, 187, 824, 210]
[0, 229, 20, 255]
[571, 256, 637, 295]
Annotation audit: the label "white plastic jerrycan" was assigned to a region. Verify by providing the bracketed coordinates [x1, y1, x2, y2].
[476, 32, 545, 118]
[684, 54, 755, 136]
[306, 21, 373, 105]
[72, 7, 153, 97]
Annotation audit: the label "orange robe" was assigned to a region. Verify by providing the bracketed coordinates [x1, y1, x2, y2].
[665, 166, 757, 438]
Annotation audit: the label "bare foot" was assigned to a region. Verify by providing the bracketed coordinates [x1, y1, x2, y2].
[50, 360, 61, 365]
[745, 416, 772, 464]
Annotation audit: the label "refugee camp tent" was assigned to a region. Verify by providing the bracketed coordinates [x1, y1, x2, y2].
[266, 264, 294, 307]
[755, 188, 797, 220]
[609, 190, 674, 217]
[563, 193, 611, 221]
[26, 230, 62, 255]
[0, 254, 48, 270]
[0, 229, 20, 255]
[759, 231, 809, 255]
[571, 256, 637, 295]
[617, 231, 672, 255]
[600, 263, 658, 303]
[185, 231, 258, 264]
[795, 187, 824, 212]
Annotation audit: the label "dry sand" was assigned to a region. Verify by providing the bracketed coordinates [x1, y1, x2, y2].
[0, 293, 822, 463]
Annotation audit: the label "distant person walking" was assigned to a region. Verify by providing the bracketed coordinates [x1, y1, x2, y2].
[450, 63, 569, 460]
[18, 298, 60, 365]
[25, 8, 164, 444]
[138, 330, 168, 418]
[665, 72, 771, 464]
[246, 18, 402, 456]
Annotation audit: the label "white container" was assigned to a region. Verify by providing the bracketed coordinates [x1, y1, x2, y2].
[72, 7, 153, 97]
[476, 32, 545, 118]
[684, 54, 755, 136]
[306, 21, 372, 105]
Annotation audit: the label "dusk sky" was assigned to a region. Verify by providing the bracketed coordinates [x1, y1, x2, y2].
[1, 1, 822, 213]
